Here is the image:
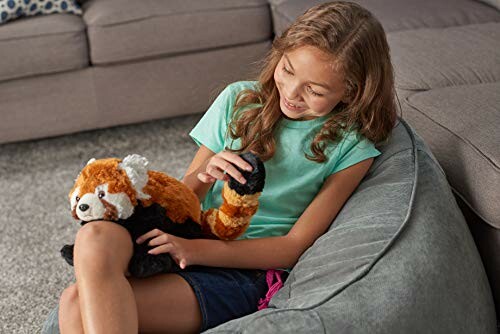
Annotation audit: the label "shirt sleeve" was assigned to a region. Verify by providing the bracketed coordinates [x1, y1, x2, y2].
[189, 84, 235, 153]
[330, 131, 382, 175]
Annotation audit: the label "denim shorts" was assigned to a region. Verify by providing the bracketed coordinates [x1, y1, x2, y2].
[175, 266, 269, 332]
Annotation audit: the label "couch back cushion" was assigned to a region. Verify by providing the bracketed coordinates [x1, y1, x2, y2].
[82, 0, 272, 65]
[269, 0, 500, 36]
[0, 14, 88, 82]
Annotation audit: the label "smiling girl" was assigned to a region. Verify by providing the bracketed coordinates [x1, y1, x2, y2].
[44, 2, 397, 333]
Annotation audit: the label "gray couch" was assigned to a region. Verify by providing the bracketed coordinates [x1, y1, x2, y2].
[0, 0, 272, 144]
[3, 0, 497, 332]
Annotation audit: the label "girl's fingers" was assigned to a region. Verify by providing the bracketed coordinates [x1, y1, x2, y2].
[197, 172, 216, 184]
[219, 151, 253, 172]
[211, 156, 247, 184]
[148, 243, 173, 255]
[148, 233, 169, 246]
[136, 229, 163, 244]
[206, 160, 226, 180]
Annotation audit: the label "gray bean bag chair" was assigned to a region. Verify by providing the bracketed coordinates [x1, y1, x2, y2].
[205, 118, 496, 333]
[42, 118, 496, 333]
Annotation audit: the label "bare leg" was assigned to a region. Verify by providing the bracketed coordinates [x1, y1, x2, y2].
[59, 284, 84, 334]
[73, 221, 136, 334]
[60, 220, 202, 334]
[128, 274, 202, 333]
[59, 275, 202, 334]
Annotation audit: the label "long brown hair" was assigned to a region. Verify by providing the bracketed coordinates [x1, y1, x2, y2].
[227, 1, 398, 163]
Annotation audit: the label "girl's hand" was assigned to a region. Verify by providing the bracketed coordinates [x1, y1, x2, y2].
[197, 151, 253, 184]
[136, 230, 195, 269]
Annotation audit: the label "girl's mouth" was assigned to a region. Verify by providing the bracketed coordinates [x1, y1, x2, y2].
[283, 98, 306, 112]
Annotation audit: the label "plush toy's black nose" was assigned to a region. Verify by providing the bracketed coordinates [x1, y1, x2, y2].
[79, 204, 89, 212]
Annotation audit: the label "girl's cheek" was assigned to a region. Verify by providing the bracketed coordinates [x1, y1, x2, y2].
[274, 66, 283, 87]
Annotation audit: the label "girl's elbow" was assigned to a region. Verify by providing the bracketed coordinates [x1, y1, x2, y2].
[283, 235, 310, 268]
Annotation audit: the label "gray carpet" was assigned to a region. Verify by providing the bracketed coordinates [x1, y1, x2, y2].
[0, 114, 202, 333]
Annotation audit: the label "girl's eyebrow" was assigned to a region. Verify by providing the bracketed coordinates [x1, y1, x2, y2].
[284, 54, 332, 90]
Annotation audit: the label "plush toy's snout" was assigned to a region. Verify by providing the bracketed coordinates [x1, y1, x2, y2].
[74, 192, 107, 221]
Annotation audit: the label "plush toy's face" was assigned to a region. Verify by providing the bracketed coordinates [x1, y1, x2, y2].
[69, 155, 151, 222]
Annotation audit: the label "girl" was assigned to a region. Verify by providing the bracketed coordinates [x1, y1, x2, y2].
[43, 1, 397, 333]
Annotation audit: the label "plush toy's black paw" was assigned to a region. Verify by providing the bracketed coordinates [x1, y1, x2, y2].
[128, 252, 177, 278]
[228, 152, 265, 195]
[61, 244, 75, 266]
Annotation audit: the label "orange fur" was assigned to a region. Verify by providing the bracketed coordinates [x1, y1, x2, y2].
[69, 158, 138, 206]
[69, 158, 201, 226]
[69, 156, 262, 240]
[141, 170, 201, 224]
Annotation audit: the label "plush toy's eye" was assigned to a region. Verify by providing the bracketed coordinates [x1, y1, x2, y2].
[98, 191, 105, 199]
[76, 196, 80, 202]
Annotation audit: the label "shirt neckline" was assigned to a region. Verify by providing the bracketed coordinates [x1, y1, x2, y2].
[279, 114, 329, 129]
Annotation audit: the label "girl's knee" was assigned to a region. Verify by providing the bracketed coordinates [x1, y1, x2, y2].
[74, 221, 133, 273]
[75, 221, 132, 257]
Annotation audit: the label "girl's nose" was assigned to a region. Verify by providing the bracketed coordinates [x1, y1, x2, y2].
[283, 83, 301, 101]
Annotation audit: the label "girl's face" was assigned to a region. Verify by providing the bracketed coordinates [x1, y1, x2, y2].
[274, 45, 348, 121]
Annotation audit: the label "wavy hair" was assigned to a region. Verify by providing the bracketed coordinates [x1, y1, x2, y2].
[226, 1, 398, 162]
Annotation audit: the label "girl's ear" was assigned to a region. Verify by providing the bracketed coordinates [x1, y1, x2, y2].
[341, 94, 352, 104]
[341, 83, 356, 104]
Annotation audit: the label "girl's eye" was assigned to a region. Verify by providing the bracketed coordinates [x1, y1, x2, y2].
[307, 86, 323, 97]
[282, 66, 293, 75]
[281, 64, 323, 97]
[76, 196, 80, 202]
[98, 191, 105, 199]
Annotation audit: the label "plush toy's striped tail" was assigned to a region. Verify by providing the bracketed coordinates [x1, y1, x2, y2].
[201, 152, 265, 240]
[202, 183, 261, 240]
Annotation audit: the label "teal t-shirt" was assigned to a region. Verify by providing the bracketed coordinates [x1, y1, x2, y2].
[189, 81, 381, 240]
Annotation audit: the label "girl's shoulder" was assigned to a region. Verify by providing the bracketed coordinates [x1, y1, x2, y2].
[223, 80, 260, 96]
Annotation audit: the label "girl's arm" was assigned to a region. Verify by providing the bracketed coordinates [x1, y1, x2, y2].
[181, 145, 217, 201]
[146, 157, 374, 270]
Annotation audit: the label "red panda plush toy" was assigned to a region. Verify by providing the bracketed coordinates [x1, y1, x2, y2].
[61, 153, 265, 277]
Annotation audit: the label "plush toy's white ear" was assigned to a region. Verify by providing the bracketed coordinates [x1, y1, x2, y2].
[118, 154, 151, 200]
[86, 158, 96, 165]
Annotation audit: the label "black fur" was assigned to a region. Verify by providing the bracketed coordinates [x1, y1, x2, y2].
[61, 202, 207, 278]
[227, 152, 265, 195]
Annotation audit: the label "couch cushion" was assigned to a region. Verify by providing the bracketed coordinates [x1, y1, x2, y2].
[404, 82, 500, 229]
[205, 119, 496, 332]
[83, 0, 272, 65]
[0, 14, 88, 82]
[388, 22, 500, 92]
[269, 0, 500, 36]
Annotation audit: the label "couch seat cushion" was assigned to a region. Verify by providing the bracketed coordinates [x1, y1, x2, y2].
[0, 14, 88, 82]
[405, 82, 500, 229]
[269, 0, 500, 36]
[388, 22, 500, 92]
[83, 0, 272, 65]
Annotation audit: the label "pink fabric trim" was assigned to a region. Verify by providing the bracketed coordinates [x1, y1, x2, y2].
[257, 269, 285, 310]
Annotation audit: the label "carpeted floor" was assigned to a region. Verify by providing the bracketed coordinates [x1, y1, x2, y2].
[0, 114, 202, 333]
